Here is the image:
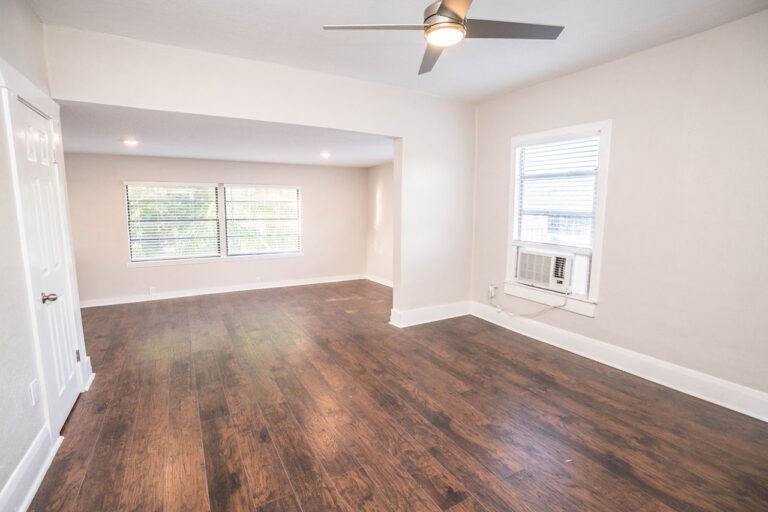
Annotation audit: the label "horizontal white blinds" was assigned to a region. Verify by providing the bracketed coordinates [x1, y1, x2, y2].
[516, 136, 600, 249]
[125, 184, 220, 261]
[225, 186, 301, 256]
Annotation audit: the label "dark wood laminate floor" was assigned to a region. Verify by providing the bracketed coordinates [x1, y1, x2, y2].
[30, 280, 768, 512]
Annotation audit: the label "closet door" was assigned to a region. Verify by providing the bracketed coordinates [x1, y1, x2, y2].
[8, 92, 80, 434]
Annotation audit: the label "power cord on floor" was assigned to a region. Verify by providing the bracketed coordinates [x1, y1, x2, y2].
[487, 281, 572, 319]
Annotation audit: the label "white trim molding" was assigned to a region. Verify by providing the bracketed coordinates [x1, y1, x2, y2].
[126, 252, 304, 268]
[502, 282, 596, 317]
[81, 355, 94, 389]
[364, 274, 393, 288]
[471, 301, 768, 423]
[390, 301, 471, 328]
[83, 366, 96, 391]
[0, 59, 58, 119]
[0, 425, 62, 512]
[80, 274, 372, 308]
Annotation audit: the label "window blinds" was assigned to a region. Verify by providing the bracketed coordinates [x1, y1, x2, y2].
[125, 184, 220, 262]
[225, 186, 301, 256]
[516, 136, 600, 249]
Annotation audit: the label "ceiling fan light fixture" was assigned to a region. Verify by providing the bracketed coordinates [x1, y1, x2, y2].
[323, 0, 564, 74]
[425, 22, 465, 47]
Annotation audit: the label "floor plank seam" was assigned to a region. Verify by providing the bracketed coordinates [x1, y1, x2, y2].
[119, 362, 151, 511]
[211, 345, 260, 512]
[160, 355, 171, 512]
[189, 348, 214, 512]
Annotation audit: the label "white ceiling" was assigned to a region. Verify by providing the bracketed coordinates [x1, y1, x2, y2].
[28, 0, 768, 101]
[59, 101, 394, 167]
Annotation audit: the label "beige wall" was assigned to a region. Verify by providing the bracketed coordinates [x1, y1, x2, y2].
[65, 153, 369, 303]
[366, 162, 393, 284]
[44, 26, 475, 313]
[0, 0, 50, 490]
[472, 10, 768, 392]
[0, 0, 49, 93]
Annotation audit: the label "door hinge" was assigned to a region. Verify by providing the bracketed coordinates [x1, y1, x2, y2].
[75, 349, 81, 362]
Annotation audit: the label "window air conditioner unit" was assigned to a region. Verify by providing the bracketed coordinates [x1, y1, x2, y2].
[516, 248, 573, 293]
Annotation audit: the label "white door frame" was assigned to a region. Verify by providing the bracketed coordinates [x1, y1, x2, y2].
[0, 60, 94, 433]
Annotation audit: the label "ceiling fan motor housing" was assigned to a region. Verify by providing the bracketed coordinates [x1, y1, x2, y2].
[423, 0, 467, 45]
[424, 0, 466, 26]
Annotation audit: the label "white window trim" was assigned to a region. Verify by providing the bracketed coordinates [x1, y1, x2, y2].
[505, 120, 612, 317]
[123, 181, 304, 267]
[124, 180, 219, 188]
[126, 251, 304, 268]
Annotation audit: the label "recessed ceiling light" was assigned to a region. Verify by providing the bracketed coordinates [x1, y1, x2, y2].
[320, 151, 331, 159]
[121, 138, 139, 146]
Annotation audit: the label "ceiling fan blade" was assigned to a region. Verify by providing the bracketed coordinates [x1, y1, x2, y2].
[323, 24, 425, 31]
[418, 45, 444, 75]
[437, 0, 473, 20]
[465, 19, 564, 40]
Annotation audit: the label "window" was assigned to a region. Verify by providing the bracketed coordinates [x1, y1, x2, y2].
[515, 135, 599, 248]
[224, 185, 301, 256]
[125, 183, 220, 262]
[506, 121, 611, 315]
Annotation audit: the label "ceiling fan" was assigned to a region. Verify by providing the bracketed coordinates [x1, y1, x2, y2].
[323, 0, 564, 74]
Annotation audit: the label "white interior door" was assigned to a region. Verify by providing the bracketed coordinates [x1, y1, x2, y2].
[11, 95, 80, 434]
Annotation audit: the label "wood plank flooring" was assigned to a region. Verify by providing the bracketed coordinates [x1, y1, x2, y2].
[29, 280, 768, 511]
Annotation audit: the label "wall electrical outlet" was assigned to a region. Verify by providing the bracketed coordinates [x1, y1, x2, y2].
[488, 284, 497, 298]
[149, 286, 157, 296]
[29, 379, 40, 406]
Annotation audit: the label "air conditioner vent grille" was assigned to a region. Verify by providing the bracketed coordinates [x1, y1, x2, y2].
[517, 252, 552, 286]
[553, 256, 566, 279]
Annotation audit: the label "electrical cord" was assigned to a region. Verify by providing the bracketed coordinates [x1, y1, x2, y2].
[488, 281, 572, 319]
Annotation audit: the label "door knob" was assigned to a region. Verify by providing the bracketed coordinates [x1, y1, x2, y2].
[41, 292, 58, 304]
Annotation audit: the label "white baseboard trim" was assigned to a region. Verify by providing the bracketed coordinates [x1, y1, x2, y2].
[83, 370, 96, 392]
[80, 355, 94, 391]
[0, 425, 62, 512]
[390, 301, 470, 328]
[470, 301, 768, 423]
[364, 274, 393, 288]
[80, 274, 370, 308]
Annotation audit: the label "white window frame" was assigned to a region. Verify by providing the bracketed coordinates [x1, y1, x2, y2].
[505, 120, 612, 317]
[124, 181, 303, 267]
[223, 183, 303, 257]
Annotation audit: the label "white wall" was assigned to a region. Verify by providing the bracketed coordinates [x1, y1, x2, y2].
[0, 0, 50, 493]
[43, 25, 476, 313]
[65, 153, 369, 304]
[0, 0, 49, 94]
[365, 162, 393, 285]
[472, 10, 768, 392]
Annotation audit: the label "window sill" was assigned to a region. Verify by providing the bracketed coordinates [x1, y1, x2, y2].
[127, 252, 303, 268]
[503, 282, 597, 317]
